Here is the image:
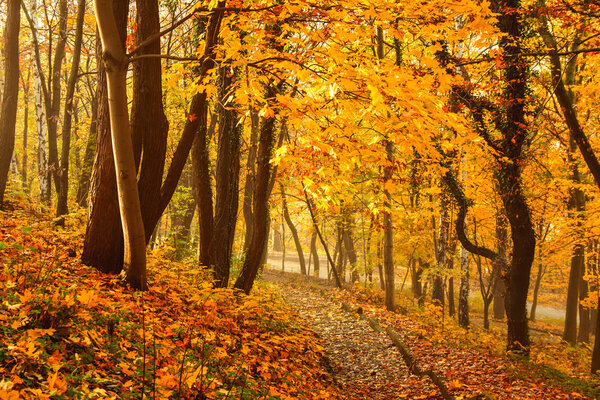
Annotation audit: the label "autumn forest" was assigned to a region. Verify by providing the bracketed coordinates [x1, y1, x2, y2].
[2, 0, 600, 398]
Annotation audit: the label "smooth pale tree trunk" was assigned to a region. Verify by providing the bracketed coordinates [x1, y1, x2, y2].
[56, 0, 85, 220]
[0, 0, 21, 207]
[95, 0, 147, 290]
[81, 2, 128, 274]
[282, 185, 307, 275]
[458, 154, 469, 327]
[29, 0, 50, 204]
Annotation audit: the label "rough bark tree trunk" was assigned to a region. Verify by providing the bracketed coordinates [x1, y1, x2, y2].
[211, 67, 241, 287]
[383, 139, 395, 311]
[493, 212, 507, 320]
[76, 90, 97, 207]
[47, 0, 68, 199]
[234, 88, 278, 294]
[243, 108, 259, 252]
[56, 0, 85, 220]
[0, 0, 20, 207]
[131, 0, 169, 242]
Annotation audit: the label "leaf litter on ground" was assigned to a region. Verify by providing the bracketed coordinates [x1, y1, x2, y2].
[263, 268, 600, 400]
[0, 197, 344, 399]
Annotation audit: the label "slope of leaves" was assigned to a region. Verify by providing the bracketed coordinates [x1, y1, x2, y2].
[0, 197, 344, 399]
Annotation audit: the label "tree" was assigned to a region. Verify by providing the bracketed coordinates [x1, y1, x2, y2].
[56, 0, 86, 221]
[0, 0, 21, 207]
[94, 0, 146, 289]
[281, 185, 307, 275]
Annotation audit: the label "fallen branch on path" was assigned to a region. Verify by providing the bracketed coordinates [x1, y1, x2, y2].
[385, 326, 454, 400]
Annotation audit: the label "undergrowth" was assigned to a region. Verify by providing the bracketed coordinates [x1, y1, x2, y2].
[0, 197, 343, 399]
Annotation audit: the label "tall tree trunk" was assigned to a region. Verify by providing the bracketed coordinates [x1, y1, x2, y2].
[383, 139, 395, 311]
[282, 185, 306, 275]
[342, 214, 359, 283]
[457, 154, 470, 327]
[76, 90, 97, 207]
[27, 0, 51, 204]
[497, 23, 536, 350]
[56, 0, 86, 220]
[458, 239, 470, 327]
[81, 1, 128, 274]
[272, 227, 283, 252]
[47, 0, 68, 199]
[310, 230, 320, 277]
[211, 67, 241, 287]
[243, 108, 259, 252]
[493, 212, 507, 319]
[131, 0, 169, 242]
[529, 261, 544, 322]
[433, 206, 449, 308]
[95, 0, 147, 290]
[578, 270, 590, 343]
[234, 88, 278, 294]
[0, 0, 20, 207]
[20, 70, 30, 191]
[191, 95, 213, 267]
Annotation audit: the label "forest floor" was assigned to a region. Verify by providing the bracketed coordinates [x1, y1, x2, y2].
[262, 268, 600, 400]
[0, 196, 598, 399]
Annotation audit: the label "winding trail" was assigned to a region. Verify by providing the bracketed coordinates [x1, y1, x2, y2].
[262, 268, 593, 400]
[264, 268, 414, 399]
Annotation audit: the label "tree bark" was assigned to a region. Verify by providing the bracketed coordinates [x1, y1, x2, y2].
[211, 67, 241, 287]
[56, 0, 86, 220]
[81, 1, 128, 274]
[341, 214, 359, 282]
[303, 189, 343, 288]
[310, 230, 320, 277]
[529, 261, 544, 322]
[243, 108, 259, 252]
[191, 94, 213, 267]
[76, 90, 97, 207]
[383, 139, 395, 311]
[282, 185, 307, 275]
[131, 0, 169, 242]
[47, 0, 68, 199]
[234, 90, 278, 294]
[493, 212, 507, 320]
[0, 0, 21, 207]
[95, 0, 147, 290]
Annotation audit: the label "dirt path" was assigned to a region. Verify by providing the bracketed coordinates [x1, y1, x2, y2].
[262, 269, 423, 399]
[262, 268, 594, 400]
